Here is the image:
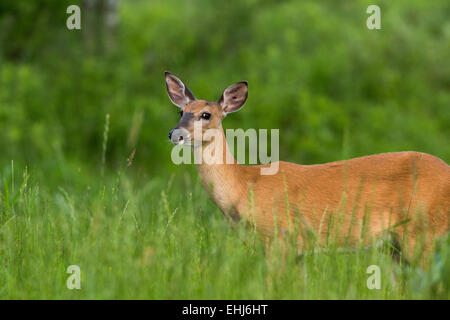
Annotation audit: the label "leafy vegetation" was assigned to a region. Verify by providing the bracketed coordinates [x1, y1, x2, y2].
[0, 0, 448, 299]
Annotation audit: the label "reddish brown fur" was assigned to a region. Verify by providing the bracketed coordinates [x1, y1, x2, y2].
[166, 74, 450, 264]
[188, 102, 449, 264]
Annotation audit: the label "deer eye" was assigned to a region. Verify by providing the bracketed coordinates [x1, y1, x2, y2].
[178, 110, 183, 117]
[201, 112, 211, 120]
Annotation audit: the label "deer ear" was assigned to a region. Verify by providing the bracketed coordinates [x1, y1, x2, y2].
[165, 72, 196, 109]
[218, 81, 248, 114]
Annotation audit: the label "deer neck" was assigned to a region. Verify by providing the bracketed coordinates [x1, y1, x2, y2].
[194, 126, 246, 220]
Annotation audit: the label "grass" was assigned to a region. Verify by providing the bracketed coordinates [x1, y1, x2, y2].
[0, 160, 448, 299]
[1, 0, 449, 300]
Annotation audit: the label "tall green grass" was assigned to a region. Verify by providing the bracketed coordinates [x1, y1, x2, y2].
[0, 162, 448, 299]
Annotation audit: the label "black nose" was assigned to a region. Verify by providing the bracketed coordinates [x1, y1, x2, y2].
[168, 129, 174, 140]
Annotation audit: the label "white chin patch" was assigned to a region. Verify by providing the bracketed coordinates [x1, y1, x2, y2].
[178, 140, 185, 145]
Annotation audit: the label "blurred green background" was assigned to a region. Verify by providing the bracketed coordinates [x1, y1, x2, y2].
[0, 0, 449, 300]
[0, 0, 449, 182]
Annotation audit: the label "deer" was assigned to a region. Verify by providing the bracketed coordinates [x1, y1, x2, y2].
[164, 71, 450, 265]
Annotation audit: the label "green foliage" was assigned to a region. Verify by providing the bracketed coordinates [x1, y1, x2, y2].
[0, 165, 448, 299]
[0, 0, 448, 299]
[1, 0, 449, 170]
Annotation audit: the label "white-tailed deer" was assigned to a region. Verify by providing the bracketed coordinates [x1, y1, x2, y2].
[165, 71, 450, 264]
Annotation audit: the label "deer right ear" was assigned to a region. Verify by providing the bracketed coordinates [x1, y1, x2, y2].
[165, 71, 196, 109]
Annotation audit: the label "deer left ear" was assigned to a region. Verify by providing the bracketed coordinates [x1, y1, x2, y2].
[218, 81, 248, 114]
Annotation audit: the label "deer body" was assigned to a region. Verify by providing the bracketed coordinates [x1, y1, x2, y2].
[165, 72, 450, 263]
